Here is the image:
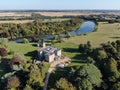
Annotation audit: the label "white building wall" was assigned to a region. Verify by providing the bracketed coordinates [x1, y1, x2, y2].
[57, 50, 61, 56]
[45, 54, 55, 62]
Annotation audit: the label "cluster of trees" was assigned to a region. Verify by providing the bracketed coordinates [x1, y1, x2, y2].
[79, 40, 120, 90]
[0, 18, 83, 39]
[49, 40, 120, 90]
[0, 49, 50, 90]
[50, 64, 102, 90]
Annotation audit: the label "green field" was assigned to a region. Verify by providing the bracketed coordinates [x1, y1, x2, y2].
[64, 22, 120, 48]
[6, 42, 39, 60]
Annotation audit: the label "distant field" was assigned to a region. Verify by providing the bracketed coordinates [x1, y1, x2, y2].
[37, 12, 88, 17]
[0, 11, 120, 17]
[0, 12, 31, 16]
[37, 11, 120, 17]
[43, 18, 70, 22]
[64, 22, 120, 48]
[0, 20, 34, 24]
[0, 18, 69, 24]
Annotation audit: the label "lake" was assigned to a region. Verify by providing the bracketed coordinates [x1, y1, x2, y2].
[70, 21, 95, 35]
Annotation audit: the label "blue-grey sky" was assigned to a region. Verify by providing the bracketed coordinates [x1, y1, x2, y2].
[0, 0, 120, 10]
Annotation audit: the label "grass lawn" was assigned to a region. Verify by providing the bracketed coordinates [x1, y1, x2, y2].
[6, 42, 39, 61]
[54, 42, 86, 66]
[64, 22, 120, 48]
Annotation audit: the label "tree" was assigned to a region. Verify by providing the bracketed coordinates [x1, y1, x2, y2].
[86, 57, 95, 64]
[78, 79, 93, 90]
[6, 76, 20, 89]
[76, 64, 102, 88]
[104, 58, 120, 82]
[0, 47, 7, 57]
[8, 53, 25, 71]
[23, 85, 33, 90]
[56, 78, 76, 90]
[87, 41, 91, 48]
[96, 50, 108, 61]
[27, 65, 44, 89]
[116, 40, 120, 46]
[65, 31, 71, 39]
[78, 44, 84, 53]
[9, 53, 25, 66]
[79, 43, 92, 54]
[23, 38, 29, 43]
[111, 82, 120, 90]
[27, 62, 49, 89]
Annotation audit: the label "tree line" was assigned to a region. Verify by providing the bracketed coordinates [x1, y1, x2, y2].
[0, 18, 83, 40]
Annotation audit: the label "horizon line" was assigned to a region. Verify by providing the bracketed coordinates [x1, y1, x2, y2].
[0, 9, 120, 12]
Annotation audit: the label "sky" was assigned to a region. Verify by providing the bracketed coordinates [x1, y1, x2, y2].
[0, 0, 120, 10]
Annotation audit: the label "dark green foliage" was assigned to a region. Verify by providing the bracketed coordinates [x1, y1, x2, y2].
[49, 40, 120, 90]
[77, 64, 102, 87]
[104, 58, 120, 82]
[65, 31, 71, 39]
[78, 42, 92, 54]
[86, 57, 95, 64]
[96, 50, 108, 61]
[27, 62, 49, 89]
[78, 79, 93, 90]
[111, 82, 120, 90]
[55, 78, 76, 90]
[8, 53, 25, 68]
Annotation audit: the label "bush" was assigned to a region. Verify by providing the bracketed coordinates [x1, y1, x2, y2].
[9, 53, 25, 67]
[6, 76, 20, 89]
[0, 47, 8, 57]
[23, 38, 29, 43]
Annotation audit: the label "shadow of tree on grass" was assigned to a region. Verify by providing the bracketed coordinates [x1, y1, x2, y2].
[25, 50, 38, 60]
[62, 48, 79, 53]
[0, 58, 10, 77]
[109, 36, 120, 39]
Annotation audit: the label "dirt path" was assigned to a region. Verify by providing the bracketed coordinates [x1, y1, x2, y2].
[43, 57, 70, 90]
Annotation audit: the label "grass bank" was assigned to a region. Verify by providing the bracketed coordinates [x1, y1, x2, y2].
[64, 22, 120, 48]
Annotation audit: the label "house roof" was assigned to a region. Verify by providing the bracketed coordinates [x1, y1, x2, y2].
[39, 46, 60, 56]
